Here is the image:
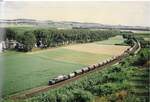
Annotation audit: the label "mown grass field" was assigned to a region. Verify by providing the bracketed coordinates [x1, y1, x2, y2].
[133, 33, 150, 41]
[1, 36, 128, 96]
[95, 35, 125, 45]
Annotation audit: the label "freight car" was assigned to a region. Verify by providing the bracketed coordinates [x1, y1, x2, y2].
[74, 69, 83, 75]
[112, 56, 117, 61]
[93, 63, 100, 68]
[68, 73, 75, 78]
[88, 65, 95, 70]
[82, 67, 89, 72]
[106, 59, 110, 63]
[109, 57, 114, 62]
[103, 60, 108, 65]
[98, 62, 103, 67]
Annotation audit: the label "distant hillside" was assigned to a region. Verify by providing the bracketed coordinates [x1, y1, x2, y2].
[0, 19, 150, 31]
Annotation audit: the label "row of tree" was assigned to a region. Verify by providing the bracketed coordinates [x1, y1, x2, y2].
[4, 27, 120, 51]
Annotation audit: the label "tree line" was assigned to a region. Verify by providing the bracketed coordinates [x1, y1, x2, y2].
[4, 27, 120, 52]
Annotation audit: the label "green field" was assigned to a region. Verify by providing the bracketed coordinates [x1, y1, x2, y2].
[1, 48, 112, 96]
[95, 35, 125, 45]
[133, 33, 150, 41]
[1, 36, 126, 96]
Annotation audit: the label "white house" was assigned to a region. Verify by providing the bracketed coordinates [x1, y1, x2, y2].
[0, 42, 2, 52]
[0, 41, 6, 53]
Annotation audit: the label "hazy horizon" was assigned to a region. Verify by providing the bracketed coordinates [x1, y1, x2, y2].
[0, 1, 150, 26]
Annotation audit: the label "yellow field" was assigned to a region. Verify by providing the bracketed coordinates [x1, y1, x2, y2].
[63, 43, 129, 56]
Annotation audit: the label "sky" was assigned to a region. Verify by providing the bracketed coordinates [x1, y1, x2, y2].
[0, 1, 150, 26]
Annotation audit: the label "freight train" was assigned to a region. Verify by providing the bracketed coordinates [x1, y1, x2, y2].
[49, 39, 140, 85]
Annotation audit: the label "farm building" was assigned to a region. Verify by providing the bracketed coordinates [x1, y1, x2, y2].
[0, 41, 6, 52]
[0, 40, 18, 52]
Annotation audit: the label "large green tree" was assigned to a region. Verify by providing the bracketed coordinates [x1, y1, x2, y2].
[5, 28, 16, 40]
[5, 27, 121, 51]
[21, 31, 36, 52]
[34, 29, 50, 48]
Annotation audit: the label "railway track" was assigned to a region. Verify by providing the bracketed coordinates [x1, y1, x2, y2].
[9, 39, 141, 100]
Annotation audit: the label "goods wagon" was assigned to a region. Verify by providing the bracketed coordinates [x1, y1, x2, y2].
[88, 65, 95, 70]
[68, 73, 75, 78]
[93, 63, 99, 68]
[82, 67, 89, 72]
[74, 69, 83, 75]
[98, 62, 103, 66]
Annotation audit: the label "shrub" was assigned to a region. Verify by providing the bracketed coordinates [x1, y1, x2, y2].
[72, 89, 93, 102]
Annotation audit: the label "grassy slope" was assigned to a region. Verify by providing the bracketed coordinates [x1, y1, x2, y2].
[95, 35, 125, 45]
[35, 48, 111, 65]
[2, 48, 111, 96]
[2, 52, 83, 96]
[133, 33, 150, 41]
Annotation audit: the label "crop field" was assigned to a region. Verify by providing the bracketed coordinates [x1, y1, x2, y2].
[63, 43, 128, 56]
[1, 36, 129, 96]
